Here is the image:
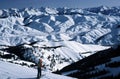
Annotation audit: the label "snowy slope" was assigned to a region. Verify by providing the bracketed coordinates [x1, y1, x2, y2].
[56, 45, 120, 79]
[0, 41, 109, 71]
[0, 60, 76, 79]
[32, 41, 110, 71]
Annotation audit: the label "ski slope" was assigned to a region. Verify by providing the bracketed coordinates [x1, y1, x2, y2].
[0, 60, 76, 79]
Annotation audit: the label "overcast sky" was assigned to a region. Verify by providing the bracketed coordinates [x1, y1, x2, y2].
[0, 0, 120, 9]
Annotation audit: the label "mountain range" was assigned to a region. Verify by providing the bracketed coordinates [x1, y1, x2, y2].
[0, 6, 120, 46]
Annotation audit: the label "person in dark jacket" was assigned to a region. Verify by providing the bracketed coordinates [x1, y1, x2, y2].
[37, 59, 42, 79]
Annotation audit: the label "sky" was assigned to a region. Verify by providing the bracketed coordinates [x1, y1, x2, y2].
[0, 0, 120, 9]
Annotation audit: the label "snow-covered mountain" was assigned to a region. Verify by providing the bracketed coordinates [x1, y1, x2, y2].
[0, 6, 120, 46]
[85, 6, 120, 16]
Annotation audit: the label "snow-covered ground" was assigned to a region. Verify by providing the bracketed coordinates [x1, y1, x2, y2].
[0, 60, 76, 79]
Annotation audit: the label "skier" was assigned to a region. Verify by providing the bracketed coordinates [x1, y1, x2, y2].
[37, 58, 42, 79]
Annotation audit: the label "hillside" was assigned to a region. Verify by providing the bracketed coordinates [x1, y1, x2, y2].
[0, 41, 109, 71]
[56, 45, 120, 79]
